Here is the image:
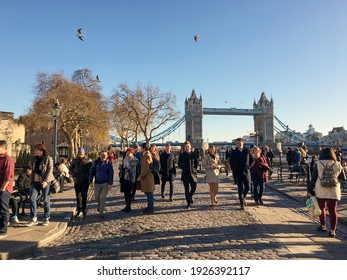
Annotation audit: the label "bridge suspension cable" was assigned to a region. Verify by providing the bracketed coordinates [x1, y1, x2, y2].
[149, 115, 186, 142]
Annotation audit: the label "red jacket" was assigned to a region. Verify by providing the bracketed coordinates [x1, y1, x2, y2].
[0, 152, 14, 193]
[250, 155, 270, 182]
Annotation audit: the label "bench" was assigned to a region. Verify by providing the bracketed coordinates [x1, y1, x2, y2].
[277, 164, 309, 185]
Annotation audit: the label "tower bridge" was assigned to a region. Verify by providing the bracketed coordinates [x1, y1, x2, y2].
[185, 89, 274, 148]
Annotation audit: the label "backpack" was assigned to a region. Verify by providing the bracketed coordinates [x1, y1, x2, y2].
[318, 161, 338, 188]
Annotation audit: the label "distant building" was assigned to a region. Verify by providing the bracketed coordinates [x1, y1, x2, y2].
[0, 111, 29, 161]
[321, 126, 347, 147]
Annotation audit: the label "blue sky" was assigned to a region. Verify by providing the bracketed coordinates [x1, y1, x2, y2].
[1, 0, 346, 142]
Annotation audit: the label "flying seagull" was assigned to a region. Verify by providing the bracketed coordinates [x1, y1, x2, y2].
[193, 34, 200, 42]
[96, 75, 100, 82]
[77, 28, 85, 41]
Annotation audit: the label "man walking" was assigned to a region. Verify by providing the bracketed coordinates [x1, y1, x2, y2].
[178, 141, 198, 209]
[89, 150, 114, 218]
[0, 140, 14, 238]
[70, 148, 93, 218]
[159, 143, 176, 201]
[229, 138, 254, 210]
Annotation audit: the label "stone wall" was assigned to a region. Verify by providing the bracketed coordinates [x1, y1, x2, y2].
[0, 111, 28, 161]
[0, 112, 15, 156]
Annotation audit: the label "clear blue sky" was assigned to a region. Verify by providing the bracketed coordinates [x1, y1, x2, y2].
[1, 0, 346, 142]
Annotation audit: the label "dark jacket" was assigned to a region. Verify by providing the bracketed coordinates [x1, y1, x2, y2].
[70, 156, 93, 184]
[178, 151, 198, 182]
[89, 158, 114, 185]
[160, 152, 176, 180]
[229, 147, 254, 178]
[16, 173, 31, 191]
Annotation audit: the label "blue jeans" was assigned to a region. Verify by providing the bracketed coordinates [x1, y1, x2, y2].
[251, 175, 264, 202]
[0, 190, 10, 234]
[145, 192, 154, 210]
[29, 182, 50, 220]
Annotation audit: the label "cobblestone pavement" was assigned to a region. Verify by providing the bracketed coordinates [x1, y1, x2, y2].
[22, 172, 347, 260]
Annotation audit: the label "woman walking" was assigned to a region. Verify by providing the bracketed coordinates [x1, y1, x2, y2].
[27, 144, 55, 226]
[119, 147, 138, 212]
[202, 145, 220, 206]
[308, 147, 344, 238]
[137, 143, 155, 214]
[250, 146, 270, 205]
[150, 144, 161, 187]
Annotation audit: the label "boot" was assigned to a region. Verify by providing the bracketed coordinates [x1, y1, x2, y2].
[125, 195, 132, 212]
[121, 196, 128, 211]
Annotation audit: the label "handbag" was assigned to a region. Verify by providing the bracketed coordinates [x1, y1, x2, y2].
[50, 179, 61, 194]
[213, 168, 220, 176]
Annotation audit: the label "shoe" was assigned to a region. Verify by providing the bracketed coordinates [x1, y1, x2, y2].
[42, 219, 49, 226]
[26, 220, 38, 227]
[141, 208, 154, 215]
[255, 201, 260, 206]
[243, 200, 247, 207]
[214, 199, 218, 204]
[259, 198, 264, 205]
[169, 197, 173, 202]
[120, 207, 127, 212]
[161, 193, 165, 199]
[186, 205, 191, 210]
[100, 214, 105, 218]
[124, 208, 132, 212]
[317, 225, 327, 232]
[329, 231, 336, 238]
[0, 233, 7, 239]
[75, 211, 83, 218]
[11, 215, 19, 223]
[82, 211, 86, 217]
[96, 206, 99, 213]
[190, 198, 194, 204]
[240, 204, 245, 210]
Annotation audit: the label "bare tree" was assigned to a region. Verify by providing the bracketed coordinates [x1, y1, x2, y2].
[112, 83, 179, 144]
[22, 71, 110, 157]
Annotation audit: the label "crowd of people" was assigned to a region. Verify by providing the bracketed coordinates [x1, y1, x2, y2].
[0, 138, 346, 240]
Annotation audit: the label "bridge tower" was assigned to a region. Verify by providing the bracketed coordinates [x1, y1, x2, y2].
[253, 92, 274, 144]
[185, 89, 203, 148]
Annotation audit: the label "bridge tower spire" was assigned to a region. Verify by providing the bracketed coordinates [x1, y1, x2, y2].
[253, 92, 274, 144]
[185, 89, 203, 148]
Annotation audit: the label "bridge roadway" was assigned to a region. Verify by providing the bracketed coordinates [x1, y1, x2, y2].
[1, 160, 347, 260]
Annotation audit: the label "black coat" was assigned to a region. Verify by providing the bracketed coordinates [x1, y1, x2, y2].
[70, 156, 93, 184]
[178, 151, 198, 182]
[229, 147, 253, 179]
[159, 152, 176, 181]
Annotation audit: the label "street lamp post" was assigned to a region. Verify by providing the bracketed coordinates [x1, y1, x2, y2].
[52, 100, 61, 164]
[85, 129, 89, 154]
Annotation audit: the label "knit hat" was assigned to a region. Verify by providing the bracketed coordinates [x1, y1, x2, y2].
[78, 147, 85, 154]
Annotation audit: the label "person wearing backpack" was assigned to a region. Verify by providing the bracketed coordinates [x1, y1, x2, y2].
[308, 147, 345, 238]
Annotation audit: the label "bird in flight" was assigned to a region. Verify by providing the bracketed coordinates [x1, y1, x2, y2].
[193, 35, 200, 42]
[96, 75, 100, 82]
[77, 28, 85, 41]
